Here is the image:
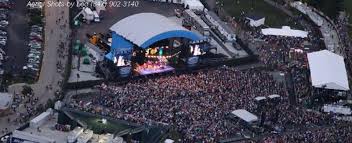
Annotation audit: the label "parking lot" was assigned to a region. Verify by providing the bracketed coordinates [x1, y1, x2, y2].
[1, 0, 45, 81]
[75, 1, 183, 42]
[4, 0, 28, 76]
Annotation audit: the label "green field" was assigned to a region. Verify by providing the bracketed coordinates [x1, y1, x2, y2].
[71, 112, 135, 134]
[344, 0, 352, 23]
[220, 0, 302, 29]
[344, 0, 352, 37]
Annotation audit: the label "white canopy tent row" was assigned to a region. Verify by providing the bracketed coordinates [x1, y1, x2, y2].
[231, 109, 258, 123]
[322, 104, 351, 115]
[307, 50, 350, 91]
[261, 26, 308, 38]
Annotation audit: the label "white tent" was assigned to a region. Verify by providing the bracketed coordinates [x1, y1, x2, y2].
[183, 0, 204, 10]
[231, 109, 258, 123]
[268, 94, 281, 99]
[164, 139, 174, 143]
[246, 16, 265, 27]
[307, 50, 349, 91]
[83, 7, 94, 21]
[323, 104, 351, 115]
[261, 26, 308, 38]
[0, 92, 13, 110]
[255, 96, 266, 101]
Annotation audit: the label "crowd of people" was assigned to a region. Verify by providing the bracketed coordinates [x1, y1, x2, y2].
[0, 86, 43, 135]
[252, 31, 315, 100]
[336, 13, 352, 80]
[261, 122, 352, 143]
[68, 65, 351, 142]
[64, 2, 352, 142]
[69, 67, 287, 142]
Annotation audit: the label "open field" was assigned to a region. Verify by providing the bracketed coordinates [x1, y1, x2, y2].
[344, 0, 352, 23]
[71, 112, 134, 134]
[344, 0, 352, 37]
[220, 0, 302, 29]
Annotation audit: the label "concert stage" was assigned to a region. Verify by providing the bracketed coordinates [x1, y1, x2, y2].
[135, 62, 175, 75]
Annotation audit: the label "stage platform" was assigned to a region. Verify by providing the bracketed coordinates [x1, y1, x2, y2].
[137, 65, 175, 75]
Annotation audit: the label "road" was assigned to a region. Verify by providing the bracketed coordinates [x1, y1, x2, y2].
[0, 0, 70, 137]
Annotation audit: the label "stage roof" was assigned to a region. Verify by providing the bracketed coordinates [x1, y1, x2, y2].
[261, 26, 308, 38]
[110, 13, 201, 49]
[231, 109, 258, 123]
[307, 50, 349, 91]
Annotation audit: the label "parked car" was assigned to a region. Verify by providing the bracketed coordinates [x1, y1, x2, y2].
[0, 30, 6, 35]
[0, 13, 7, 20]
[29, 50, 41, 55]
[0, 20, 8, 25]
[0, 39, 6, 45]
[28, 59, 40, 64]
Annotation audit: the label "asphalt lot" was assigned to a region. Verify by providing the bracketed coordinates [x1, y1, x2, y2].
[4, 0, 29, 75]
[75, 1, 183, 41]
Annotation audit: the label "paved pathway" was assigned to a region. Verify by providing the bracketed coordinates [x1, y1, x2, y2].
[0, 0, 70, 137]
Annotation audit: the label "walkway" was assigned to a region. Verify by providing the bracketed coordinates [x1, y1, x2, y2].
[290, 2, 341, 55]
[0, 0, 70, 137]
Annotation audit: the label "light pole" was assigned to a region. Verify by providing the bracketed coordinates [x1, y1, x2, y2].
[76, 73, 80, 95]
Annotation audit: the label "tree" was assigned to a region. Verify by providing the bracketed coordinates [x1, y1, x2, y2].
[21, 85, 33, 95]
[304, 0, 344, 19]
[46, 98, 55, 109]
[83, 57, 90, 65]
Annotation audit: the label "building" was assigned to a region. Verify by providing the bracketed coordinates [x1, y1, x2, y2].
[183, 9, 210, 36]
[261, 26, 308, 38]
[245, 15, 265, 27]
[10, 109, 126, 143]
[183, 0, 204, 10]
[103, 13, 204, 77]
[307, 50, 349, 91]
[0, 92, 13, 111]
[147, 0, 204, 10]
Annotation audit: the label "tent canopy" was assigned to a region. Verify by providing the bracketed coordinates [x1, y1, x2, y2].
[307, 50, 349, 91]
[268, 94, 280, 99]
[183, 0, 204, 10]
[110, 13, 201, 49]
[261, 26, 308, 38]
[255, 96, 266, 101]
[231, 109, 258, 123]
[0, 92, 13, 110]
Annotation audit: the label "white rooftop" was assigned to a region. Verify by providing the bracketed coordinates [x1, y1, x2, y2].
[110, 13, 190, 47]
[183, 0, 204, 10]
[255, 96, 266, 101]
[231, 109, 258, 123]
[164, 139, 174, 143]
[0, 92, 13, 110]
[307, 50, 349, 91]
[261, 26, 308, 38]
[268, 94, 281, 99]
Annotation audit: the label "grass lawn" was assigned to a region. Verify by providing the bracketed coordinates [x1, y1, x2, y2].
[71, 112, 135, 134]
[344, 0, 352, 37]
[344, 0, 352, 23]
[220, 0, 302, 29]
